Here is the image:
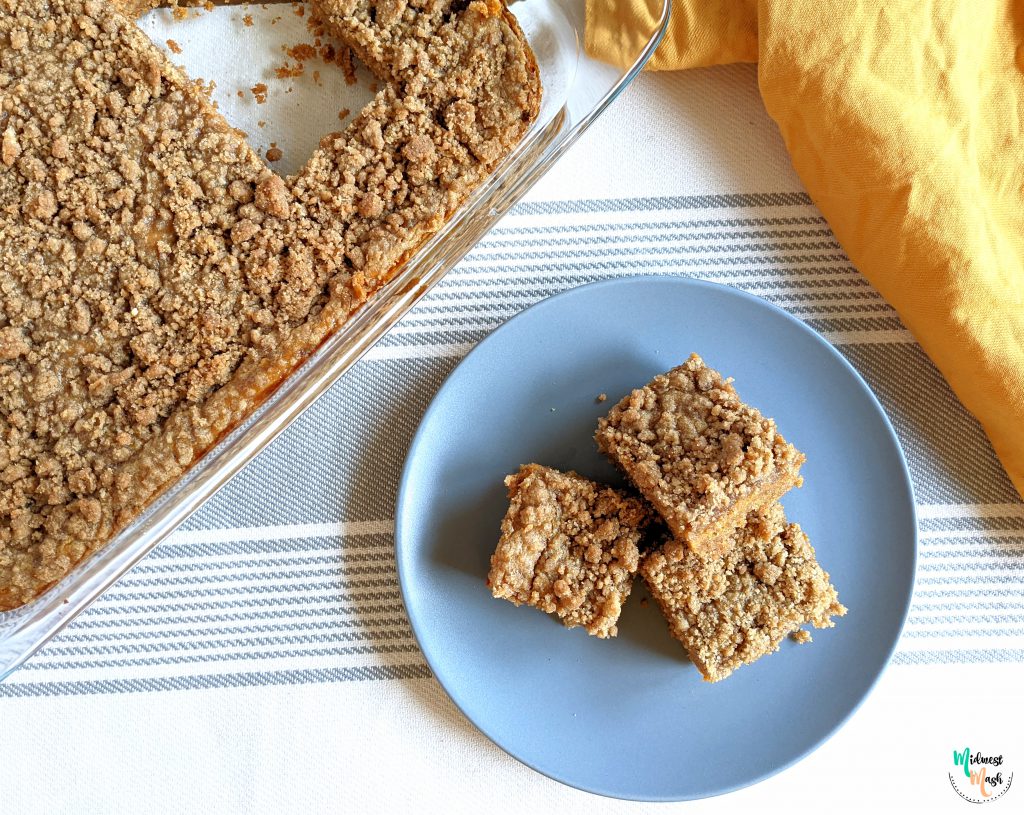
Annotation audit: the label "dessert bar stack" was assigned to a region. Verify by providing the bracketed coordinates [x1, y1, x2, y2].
[488, 354, 845, 682]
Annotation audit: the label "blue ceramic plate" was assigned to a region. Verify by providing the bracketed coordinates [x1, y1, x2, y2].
[395, 276, 916, 801]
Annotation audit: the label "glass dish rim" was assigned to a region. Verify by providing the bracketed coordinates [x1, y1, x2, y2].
[0, 0, 672, 681]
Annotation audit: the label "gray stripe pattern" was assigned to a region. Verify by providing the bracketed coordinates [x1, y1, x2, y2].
[2, 191, 1021, 698]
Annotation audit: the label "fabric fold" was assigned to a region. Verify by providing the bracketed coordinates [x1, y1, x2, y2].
[586, 0, 1024, 499]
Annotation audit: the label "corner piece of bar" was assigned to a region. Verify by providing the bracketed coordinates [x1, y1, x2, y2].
[487, 464, 652, 638]
[640, 502, 845, 682]
[595, 353, 805, 556]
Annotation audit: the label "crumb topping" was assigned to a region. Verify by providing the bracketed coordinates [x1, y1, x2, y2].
[0, 0, 539, 609]
[595, 354, 805, 549]
[641, 502, 845, 682]
[488, 464, 651, 638]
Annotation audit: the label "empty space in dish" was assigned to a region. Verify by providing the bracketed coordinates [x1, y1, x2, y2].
[0, 0, 670, 680]
[137, 1, 577, 176]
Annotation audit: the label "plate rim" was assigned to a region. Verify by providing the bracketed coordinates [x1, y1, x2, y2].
[394, 274, 918, 802]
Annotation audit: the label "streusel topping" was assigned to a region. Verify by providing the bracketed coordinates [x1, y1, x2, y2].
[641, 502, 845, 682]
[595, 353, 804, 547]
[488, 464, 651, 638]
[0, 0, 539, 609]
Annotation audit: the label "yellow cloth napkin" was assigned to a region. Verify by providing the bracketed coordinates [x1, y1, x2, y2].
[586, 0, 1024, 500]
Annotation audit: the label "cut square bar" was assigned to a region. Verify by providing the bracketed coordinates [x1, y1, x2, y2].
[640, 502, 845, 682]
[487, 464, 652, 638]
[595, 354, 805, 556]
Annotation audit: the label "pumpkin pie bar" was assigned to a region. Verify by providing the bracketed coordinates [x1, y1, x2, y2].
[0, 0, 539, 610]
[640, 502, 845, 682]
[595, 354, 805, 557]
[487, 464, 652, 638]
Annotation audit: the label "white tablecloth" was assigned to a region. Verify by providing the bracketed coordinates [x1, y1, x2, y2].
[2, 6, 1022, 813]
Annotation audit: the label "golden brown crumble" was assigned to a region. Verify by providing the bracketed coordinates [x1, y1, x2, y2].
[111, 0, 219, 18]
[595, 354, 805, 556]
[274, 62, 304, 79]
[487, 465, 652, 638]
[337, 46, 357, 84]
[286, 43, 316, 61]
[0, 0, 540, 609]
[641, 502, 845, 682]
[166, 37, 181, 53]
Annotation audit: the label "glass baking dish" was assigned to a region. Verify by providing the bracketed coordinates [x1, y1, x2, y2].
[0, 0, 670, 680]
